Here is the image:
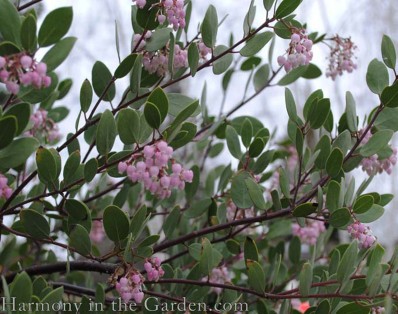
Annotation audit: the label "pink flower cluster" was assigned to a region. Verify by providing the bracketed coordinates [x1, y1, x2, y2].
[204, 266, 231, 295]
[118, 141, 193, 199]
[116, 272, 145, 304]
[0, 174, 12, 199]
[142, 44, 188, 76]
[132, 32, 152, 52]
[158, 0, 185, 30]
[292, 220, 326, 245]
[359, 129, 397, 175]
[27, 109, 60, 144]
[133, 0, 185, 30]
[372, 307, 385, 314]
[326, 35, 357, 80]
[277, 31, 313, 72]
[198, 41, 211, 60]
[347, 221, 376, 248]
[0, 54, 51, 94]
[89, 220, 105, 243]
[144, 257, 165, 281]
[115, 257, 165, 303]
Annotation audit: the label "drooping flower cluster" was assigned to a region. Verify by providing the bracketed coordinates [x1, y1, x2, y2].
[359, 129, 397, 175]
[371, 306, 385, 314]
[89, 220, 105, 243]
[118, 141, 194, 199]
[277, 30, 313, 72]
[144, 257, 165, 281]
[198, 41, 211, 60]
[157, 0, 185, 30]
[132, 0, 185, 30]
[115, 272, 145, 304]
[142, 44, 188, 76]
[347, 221, 376, 248]
[115, 257, 165, 303]
[0, 54, 51, 94]
[292, 220, 326, 245]
[0, 174, 12, 199]
[226, 200, 255, 222]
[132, 32, 152, 52]
[203, 266, 231, 295]
[325, 35, 357, 80]
[27, 109, 60, 144]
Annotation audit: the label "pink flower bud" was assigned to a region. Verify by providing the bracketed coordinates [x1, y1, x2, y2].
[20, 55, 33, 68]
[0, 56, 6, 68]
[118, 162, 128, 174]
[36, 62, 47, 75]
[157, 14, 166, 24]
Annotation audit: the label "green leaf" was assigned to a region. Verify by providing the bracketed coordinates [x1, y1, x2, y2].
[356, 204, 384, 223]
[0, 116, 16, 149]
[253, 64, 270, 92]
[144, 101, 162, 129]
[240, 31, 274, 57]
[167, 93, 201, 116]
[253, 150, 274, 174]
[307, 98, 330, 129]
[367, 244, 385, 286]
[226, 239, 241, 255]
[10, 272, 32, 306]
[0, 137, 39, 169]
[114, 54, 136, 78]
[285, 88, 298, 123]
[275, 0, 302, 18]
[36, 147, 57, 184]
[381, 35, 396, 69]
[345, 91, 358, 132]
[69, 224, 91, 255]
[103, 205, 130, 242]
[225, 125, 242, 159]
[247, 261, 266, 293]
[213, 45, 233, 75]
[185, 165, 200, 201]
[57, 78, 73, 99]
[244, 236, 259, 263]
[169, 122, 196, 149]
[299, 262, 312, 296]
[353, 195, 374, 214]
[41, 37, 77, 72]
[130, 205, 148, 240]
[147, 87, 169, 123]
[80, 79, 93, 113]
[92, 61, 116, 102]
[381, 81, 398, 107]
[41, 286, 64, 307]
[163, 206, 180, 238]
[263, 0, 275, 11]
[38, 7, 73, 47]
[117, 108, 140, 145]
[301, 63, 322, 79]
[279, 167, 290, 198]
[0, 41, 20, 55]
[184, 198, 212, 219]
[231, 171, 253, 208]
[249, 137, 266, 158]
[289, 236, 301, 264]
[96, 110, 117, 156]
[241, 56, 261, 71]
[199, 238, 214, 275]
[277, 65, 308, 86]
[169, 100, 198, 133]
[243, 0, 256, 37]
[84, 158, 98, 182]
[336, 240, 358, 284]
[0, 0, 21, 45]
[188, 43, 200, 76]
[361, 129, 393, 157]
[201, 5, 218, 48]
[130, 54, 143, 96]
[136, 0, 159, 30]
[3, 102, 31, 136]
[329, 207, 352, 228]
[241, 118, 253, 147]
[336, 303, 370, 314]
[21, 15, 37, 53]
[366, 59, 389, 95]
[145, 28, 172, 51]
[65, 199, 92, 232]
[21, 209, 50, 239]
[63, 150, 81, 184]
[245, 178, 267, 209]
[293, 203, 318, 217]
[326, 148, 343, 177]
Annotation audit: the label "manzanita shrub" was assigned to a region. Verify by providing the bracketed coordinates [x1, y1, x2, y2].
[1, 0, 398, 313]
